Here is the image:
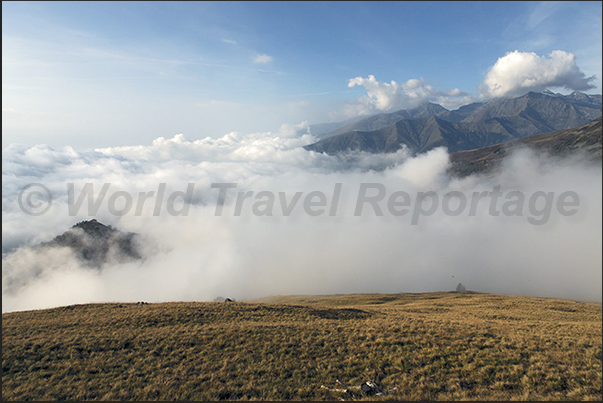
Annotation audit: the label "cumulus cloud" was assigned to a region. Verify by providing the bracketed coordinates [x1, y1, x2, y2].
[253, 54, 273, 64]
[2, 127, 601, 312]
[347, 75, 402, 112]
[345, 75, 473, 117]
[342, 49, 596, 119]
[479, 50, 596, 98]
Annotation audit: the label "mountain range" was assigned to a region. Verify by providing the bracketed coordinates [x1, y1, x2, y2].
[448, 116, 602, 177]
[305, 91, 602, 155]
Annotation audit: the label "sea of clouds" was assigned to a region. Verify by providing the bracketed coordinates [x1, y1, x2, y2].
[2, 123, 602, 313]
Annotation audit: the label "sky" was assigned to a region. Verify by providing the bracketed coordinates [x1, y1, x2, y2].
[2, 1, 602, 149]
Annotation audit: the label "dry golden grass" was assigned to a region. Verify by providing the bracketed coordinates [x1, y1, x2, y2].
[2, 292, 602, 400]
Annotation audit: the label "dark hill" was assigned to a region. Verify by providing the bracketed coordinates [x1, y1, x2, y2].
[448, 117, 602, 177]
[2, 220, 144, 296]
[40, 219, 142, 267]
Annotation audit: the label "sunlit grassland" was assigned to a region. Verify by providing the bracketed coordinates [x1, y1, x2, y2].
[2, 292, 602, 400]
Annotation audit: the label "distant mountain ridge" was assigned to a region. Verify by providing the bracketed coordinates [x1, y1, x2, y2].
[315, 103, 453, 139]
[305, 91, 602, 155]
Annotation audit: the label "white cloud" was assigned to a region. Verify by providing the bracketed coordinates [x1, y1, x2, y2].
[402, 78, 472, 109]
[342, 49, 597, 119]
[348, 75, 402, 112]
[253, 54, 273, 64]
[222, 39, 237, 45]
[479, 50, 596, 98]
[344, 75, 473, 117]
[2, 129, 601, 312]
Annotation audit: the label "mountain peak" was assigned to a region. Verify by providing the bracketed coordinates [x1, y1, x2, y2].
[522, 91, 547, 99]
[305, 91, 602, 156]
[72, 219, 115, 236]
[43, 219, 142, 267]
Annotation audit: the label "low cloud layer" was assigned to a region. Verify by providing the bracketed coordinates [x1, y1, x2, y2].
[480, 50, 596, 98]
[2, 128, 601, 312]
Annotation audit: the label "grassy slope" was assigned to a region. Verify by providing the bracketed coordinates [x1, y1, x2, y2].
[2, 292, 602, 400]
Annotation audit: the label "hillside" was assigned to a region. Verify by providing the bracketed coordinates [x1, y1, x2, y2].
[3, 292, 601, 400]
[305, 91, 602, 155]
[316, 103, 453, 139]
[448, 116, 602, 177]
[305, 116, 517, 155]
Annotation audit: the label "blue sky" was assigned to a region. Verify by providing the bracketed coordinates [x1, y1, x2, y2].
[2, 1, 602, 149]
